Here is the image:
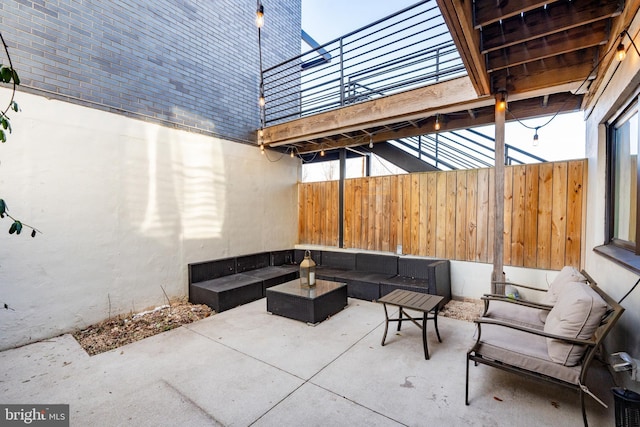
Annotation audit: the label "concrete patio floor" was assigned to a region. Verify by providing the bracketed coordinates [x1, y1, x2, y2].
[0, 298, 616, 426]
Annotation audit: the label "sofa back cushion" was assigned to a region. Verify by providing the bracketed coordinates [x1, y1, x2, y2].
[355, 253, 398, 275]
[321, 251, 356, 270]
[189, 258, 236, 283]
[541, 266, 587, 305]
[397, 258, 433, 279]
[544, 282, 608, 366]
[237, 253, 270, 273]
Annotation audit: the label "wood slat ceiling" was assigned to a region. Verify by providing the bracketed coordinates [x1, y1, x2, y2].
[439, 0, 625, 95]
[267, 0, 636, 157]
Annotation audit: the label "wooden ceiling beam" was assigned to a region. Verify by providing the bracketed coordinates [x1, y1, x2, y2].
[481, 0, 622, 53]
[263, 77, 480, 146]
[474, 0, 559, 29]
[486, 21, 609, 72]
[437, 0, 491, 96]
[491, 55, 595, 94]
[293, 94, 583, 154]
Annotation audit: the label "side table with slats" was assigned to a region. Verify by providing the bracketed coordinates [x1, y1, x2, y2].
[377, 289, 444, 360]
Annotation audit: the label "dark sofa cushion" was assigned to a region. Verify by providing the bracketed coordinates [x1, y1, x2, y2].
[321, 251, 356, 269]
[189, 273, 264, 312]
[189, 257, 236, 283]
[271, 250, 295, 266]
[294, 249, 322, 265]
[355, 253, 398, 275]
[236, 252, 270, 273]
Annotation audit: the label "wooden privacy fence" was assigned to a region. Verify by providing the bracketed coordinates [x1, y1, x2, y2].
[298, 159, 586, 270]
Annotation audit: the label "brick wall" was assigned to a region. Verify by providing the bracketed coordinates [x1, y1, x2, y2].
[0, 0, 300, 143]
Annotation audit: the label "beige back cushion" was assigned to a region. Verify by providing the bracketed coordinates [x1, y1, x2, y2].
[544, 282, 608, 366]
[539, 267, 587, 323]
[541, 266, 587, 305]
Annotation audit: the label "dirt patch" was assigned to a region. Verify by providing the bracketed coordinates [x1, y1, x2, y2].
[439, 299, 484, 322]
[73, 297, 482, 356]
[72, 298, 212, 356]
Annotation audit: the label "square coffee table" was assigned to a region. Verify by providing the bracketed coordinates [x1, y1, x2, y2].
[266, 279, 347, 325]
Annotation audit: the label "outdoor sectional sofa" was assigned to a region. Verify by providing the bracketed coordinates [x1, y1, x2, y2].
[188, 249, 451, 313]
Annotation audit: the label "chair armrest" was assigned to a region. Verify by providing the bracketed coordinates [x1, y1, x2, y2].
[482, 294, 554, 311]
[474, 317, 597, 347]
[492, 281, 549, 293]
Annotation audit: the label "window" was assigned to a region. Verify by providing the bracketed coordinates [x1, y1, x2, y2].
[606, 96, 640, 254]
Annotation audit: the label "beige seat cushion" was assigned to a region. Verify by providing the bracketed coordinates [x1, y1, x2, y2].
[544, 283, 607, 366]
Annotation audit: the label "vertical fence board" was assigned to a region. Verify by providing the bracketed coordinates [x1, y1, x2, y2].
[455, 170, 468, 260]
[445, 171, 457, 260]
[524, 164, 539, 267]
[436, 172, 448, 258]
[466, 169, 478, 262]
[418, 173, 429, 256]
[476, 168, 490, 262]
[551, 163, 568, 270]
[390, 176, 400, 253]
[487, 168, 496, 263]
[361, 178, 369, 250]
[411, 174, 421, 255]
[402, 175, 412, 254]
[381, 176, 391, 252]
[537, 163, 553, 269]
[426, 173, 438, 257]
[330, 181, 339, 246]
[344, 180, 354, 248]
[511, 166, 526, 266]
[503, 166, 514, 265]
[566, 160, 584, 266]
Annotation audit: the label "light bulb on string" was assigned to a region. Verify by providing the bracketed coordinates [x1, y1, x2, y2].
[369, 135, 374, 149]
[497, 92, 507, 112]
[434, 114, 441, 131]
[255, 4, 264, 28]
[617, 43, 626, 62]
[533, 127, 540, 146]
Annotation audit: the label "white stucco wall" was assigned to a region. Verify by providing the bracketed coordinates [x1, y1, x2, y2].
[0, 89, 299, 350]
[583, 14, 640, 389]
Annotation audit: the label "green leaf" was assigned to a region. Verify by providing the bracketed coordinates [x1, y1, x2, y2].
[0, 66, 11, 83]
[12, 101, 19, 112]
[12, 69, 20, 85]
[14, 221, 22, 235]
[0, 199, 5, 215]
[0, 129, 5, 143]
[9, 222, 16, 234]
[31, 229, 36, 238]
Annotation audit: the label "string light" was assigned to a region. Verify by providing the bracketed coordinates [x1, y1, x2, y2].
[497, 92, 507, 112]
[320, 147, 325, 156]
[533, 127, 540, 146]
[616, 43, 627, 62]
[369, 135, 374, 148]
[290, 148, 294, 158]
[259, 95, 265, 107]
[434, 114, 441, 131]
[255, 4, 264, 28]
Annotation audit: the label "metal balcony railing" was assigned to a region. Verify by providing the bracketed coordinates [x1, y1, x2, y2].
[390, 129, 547, 171]
[262, 0, 466, 126]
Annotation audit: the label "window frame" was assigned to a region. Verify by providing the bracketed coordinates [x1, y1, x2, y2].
[598, 95, 640, 273]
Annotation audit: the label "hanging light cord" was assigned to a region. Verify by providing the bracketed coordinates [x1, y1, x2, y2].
[618, 277, 640, 305]
[506, 27, 631, 132]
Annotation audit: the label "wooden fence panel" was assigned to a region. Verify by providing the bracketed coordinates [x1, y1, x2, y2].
[297, 160, 586, 271]
[455, 170, 467, 260]
[524, 164, 539, 267]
